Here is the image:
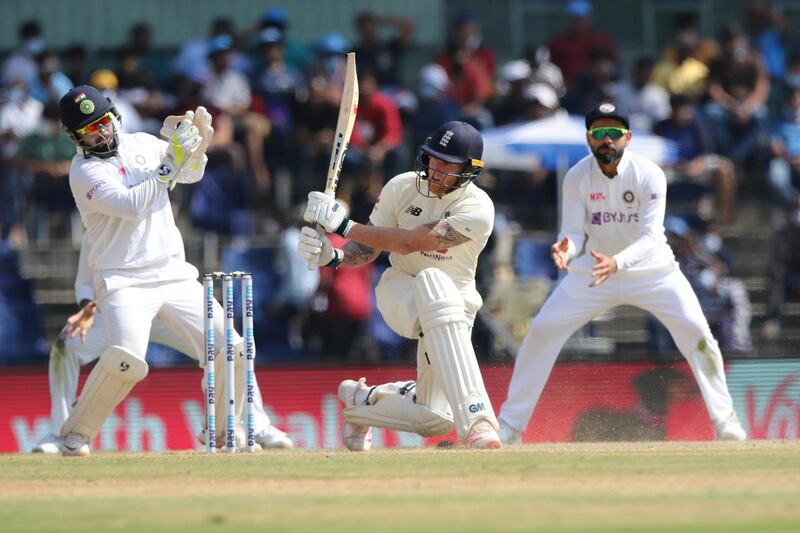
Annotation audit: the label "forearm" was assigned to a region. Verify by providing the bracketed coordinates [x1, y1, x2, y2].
[340, 239, 381, 267]
[346, 222, 431, 255]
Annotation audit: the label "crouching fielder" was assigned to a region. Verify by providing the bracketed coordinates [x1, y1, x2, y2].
[31, 237, 292, 454]
[299, 121, 501, 450]
[497, 103, 746, 444]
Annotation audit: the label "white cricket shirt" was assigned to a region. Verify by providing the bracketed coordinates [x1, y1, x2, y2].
[69, 132, 202, 292]
[369, 172, 494, 313]
[560, 150, 678, 274]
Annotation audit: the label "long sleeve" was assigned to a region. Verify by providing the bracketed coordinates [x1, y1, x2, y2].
[558, 170, 586, 260]
[74, 233, 95, 304]
[613, 170, 668, 271]
[72, 162, 166, 221]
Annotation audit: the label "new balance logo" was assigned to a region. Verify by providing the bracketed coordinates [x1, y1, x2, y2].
[404, 205, 422, 216]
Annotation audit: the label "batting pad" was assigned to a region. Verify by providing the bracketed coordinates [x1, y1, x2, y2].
[414, 268, 498, 439]
[60, 346, 148, 440]
[344, 381, 454, 437]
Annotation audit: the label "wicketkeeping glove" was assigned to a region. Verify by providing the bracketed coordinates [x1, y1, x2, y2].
[303, 191, 353, 236]
[297, 226, 342, 268]
[157, 112, 201, 188]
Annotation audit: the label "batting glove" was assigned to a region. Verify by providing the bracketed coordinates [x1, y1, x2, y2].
[303, 191, 353, 236]
[298, 226, 342, 268]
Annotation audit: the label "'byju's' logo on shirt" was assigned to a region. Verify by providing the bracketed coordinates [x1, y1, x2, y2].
[404, 205, 422, 216]
[591, 211, 639, 225]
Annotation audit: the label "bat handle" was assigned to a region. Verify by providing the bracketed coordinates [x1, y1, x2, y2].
[306, 223, 324, 271]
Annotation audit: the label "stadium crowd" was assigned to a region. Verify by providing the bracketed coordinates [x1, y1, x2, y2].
[1, 0, 799, 365]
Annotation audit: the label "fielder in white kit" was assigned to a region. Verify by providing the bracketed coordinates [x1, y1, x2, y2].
[30, 235, 292, 454]
[299, 121, 502, 449]
[57, 85, 257, 455]
[498, 103, 746, 443]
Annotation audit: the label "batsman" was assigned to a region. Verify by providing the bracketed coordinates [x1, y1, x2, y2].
[299, 121, 502, 449]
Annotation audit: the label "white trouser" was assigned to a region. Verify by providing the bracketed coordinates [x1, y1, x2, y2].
[49, 279, 273, 436]
[355, 268, 495, 438]
[499, 268, 737, 432]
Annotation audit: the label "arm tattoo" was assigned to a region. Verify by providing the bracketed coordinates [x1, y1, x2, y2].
[342, 240, 379, 267]
[425, 220, 470, 248]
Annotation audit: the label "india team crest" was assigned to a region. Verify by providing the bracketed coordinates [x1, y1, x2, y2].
[79, 99, 95, 115]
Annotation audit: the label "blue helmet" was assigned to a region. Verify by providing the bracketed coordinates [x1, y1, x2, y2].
[416, 121, 484, 197]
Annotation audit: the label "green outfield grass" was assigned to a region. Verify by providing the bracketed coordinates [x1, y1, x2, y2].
[1, 441, 799, 532]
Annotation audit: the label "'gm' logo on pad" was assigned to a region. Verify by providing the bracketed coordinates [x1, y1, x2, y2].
[469, 402, 485, 413]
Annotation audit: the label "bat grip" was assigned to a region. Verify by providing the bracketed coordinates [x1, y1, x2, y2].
[306, 222, 325, 270]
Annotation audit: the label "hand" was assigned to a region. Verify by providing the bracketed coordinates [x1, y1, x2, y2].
[551, 237, 570, 271]
[157, 113, 201, 187]
[298, 226, 340, 267]
[60, 301, 97, 343]
[589, 250, 617, 287]
[303, 191, 352, 235]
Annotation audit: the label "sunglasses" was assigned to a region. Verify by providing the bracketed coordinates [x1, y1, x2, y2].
[588, 127, 629, 140]
[76, 112, 114, 136]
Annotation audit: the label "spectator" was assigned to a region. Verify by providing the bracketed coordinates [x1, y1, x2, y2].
[769, 82, 800, 210]
[2, 20, 44, 86]
[610, 56, 671, 132]
[271, 207, 320, 351]
[253, 27, 306, 184]
[89, 69, 144, 134]
[61, 45, 89, 87]
[353, 11, 414, 88]
[409, 63, 461, 150]
[201, 35, 270, 191]
[762, 209, 800, 341]
[525, 46, 566, 97]
[28, 51, 72, 105]
[746, 1, 789, 84]
[562, 49, 616, 115]
[666, 216, 752, 354]
[436, 41, 494, 129]
[660, 13, 720, 67]
[520, 83, 560, 122]
[436, 10, 496, 79]
[652, 29, 710, 101]
[173, 17, 251, 82]
[0, 79, 44, 245]
[349, 68, 405, 182]
[704, 22, 770, 167]
[654, 95, 737, 226]
[311, 233, 374, 362]
[240, 7, 314, 71]
[548, 0, 617, 89]
[492, 60, 533, 126]
[125, 22, 172, 90]
[9, 102, 75, 243]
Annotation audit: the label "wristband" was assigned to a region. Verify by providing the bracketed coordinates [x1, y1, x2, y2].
[334, 218, 353, 237]
[325, 248, 343, 269]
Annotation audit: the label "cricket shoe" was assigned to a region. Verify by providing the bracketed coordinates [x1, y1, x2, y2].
[255, 425, 294, 450]
[338, 378, 373, 452]
[714, 412, 747, 441]
[60, 433, 90, 456]
[498, 420, 522, 445]
[31, 433, 61, 454]
[464, 420, 502, 449]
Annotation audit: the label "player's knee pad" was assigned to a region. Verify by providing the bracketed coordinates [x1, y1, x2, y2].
[344, 392, 454, 437]
[414, 268, 466, 330]
[60, 346, 148, 440]
[413, 268, 497, 438]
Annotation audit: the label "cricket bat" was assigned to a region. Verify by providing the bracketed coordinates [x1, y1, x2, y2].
[308, 52, 359, 269]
